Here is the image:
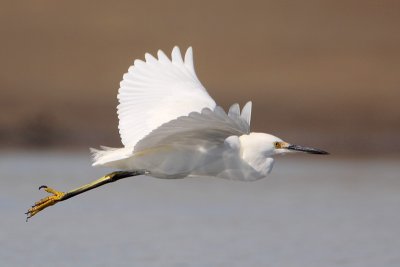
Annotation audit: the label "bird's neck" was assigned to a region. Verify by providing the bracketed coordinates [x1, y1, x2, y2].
[241, 152, 274, 176]
[239, 135, 274, 176]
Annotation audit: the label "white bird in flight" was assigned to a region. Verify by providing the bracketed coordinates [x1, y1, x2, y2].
[27, 46, 328, 220]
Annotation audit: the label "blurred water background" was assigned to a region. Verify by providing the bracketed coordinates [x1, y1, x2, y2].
[1, 153, 400, 266]
[1, 1, 399, 155]
[1, 1, 400, 266]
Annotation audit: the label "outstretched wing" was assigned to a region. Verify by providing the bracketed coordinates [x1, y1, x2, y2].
[134, 103, 252, 152]
[117, 46, 216, 148]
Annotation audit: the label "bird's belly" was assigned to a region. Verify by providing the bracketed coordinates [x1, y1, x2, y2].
[124, 145, 211, 179]
[125, 145, 267, 181]
[191, 155, 267, 181]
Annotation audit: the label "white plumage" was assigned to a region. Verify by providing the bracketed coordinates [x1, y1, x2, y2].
[91, 46, 328, 181]
[117, 47, 216, 148]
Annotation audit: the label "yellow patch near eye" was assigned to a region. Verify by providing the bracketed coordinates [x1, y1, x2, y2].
[274, 142, 282, 149]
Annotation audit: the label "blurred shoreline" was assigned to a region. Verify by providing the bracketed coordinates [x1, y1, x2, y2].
[1, 108, 399, 156]
[1, 1, 399, 156]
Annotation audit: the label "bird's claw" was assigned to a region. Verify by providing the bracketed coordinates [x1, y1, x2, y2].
[38, 185, 48, 190]
[26, 186, 65, 221]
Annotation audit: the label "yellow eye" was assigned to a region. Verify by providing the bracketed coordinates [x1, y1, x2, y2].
[274, 142, 281, 149]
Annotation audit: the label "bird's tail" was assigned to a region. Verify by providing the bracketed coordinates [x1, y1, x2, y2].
[90, 146, 133, 168]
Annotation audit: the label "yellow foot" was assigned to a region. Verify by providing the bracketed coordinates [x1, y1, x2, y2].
[26, 186, 65, 221]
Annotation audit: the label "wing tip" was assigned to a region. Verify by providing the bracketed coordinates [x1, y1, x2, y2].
[171, 46, 183, 63]
[241, 101, 252, 127]
[144, 52, 157, 63]
[185, 46, 193, 55]
[184, 46, 195, 74]
[157, 49, 170, 62]
[134, 46, 195, 69]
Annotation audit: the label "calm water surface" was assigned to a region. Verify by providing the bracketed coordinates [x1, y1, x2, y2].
[1, 152, 399, 267]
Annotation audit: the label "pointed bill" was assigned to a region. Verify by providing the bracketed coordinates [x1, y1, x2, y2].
[287, 144, 329, 155]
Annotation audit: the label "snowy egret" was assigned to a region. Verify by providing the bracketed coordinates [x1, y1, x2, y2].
[27, 46, 328, 220]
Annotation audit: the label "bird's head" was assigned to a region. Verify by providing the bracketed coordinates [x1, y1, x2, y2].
[240, 132, 329, 158]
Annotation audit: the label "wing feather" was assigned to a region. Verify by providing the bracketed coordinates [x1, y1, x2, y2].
[184, 47, 196, 74]
[117, 46, 216, 148]
[228, 103, 240, 118]
[134, 105, 251, 152]
[93, 47, 254, 168]
[241, 101, 252, 126]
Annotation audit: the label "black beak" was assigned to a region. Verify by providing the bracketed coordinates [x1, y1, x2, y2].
[287, 144, 329, 155]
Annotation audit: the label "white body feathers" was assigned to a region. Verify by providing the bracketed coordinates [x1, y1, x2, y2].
[91, 47, 276, 181]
